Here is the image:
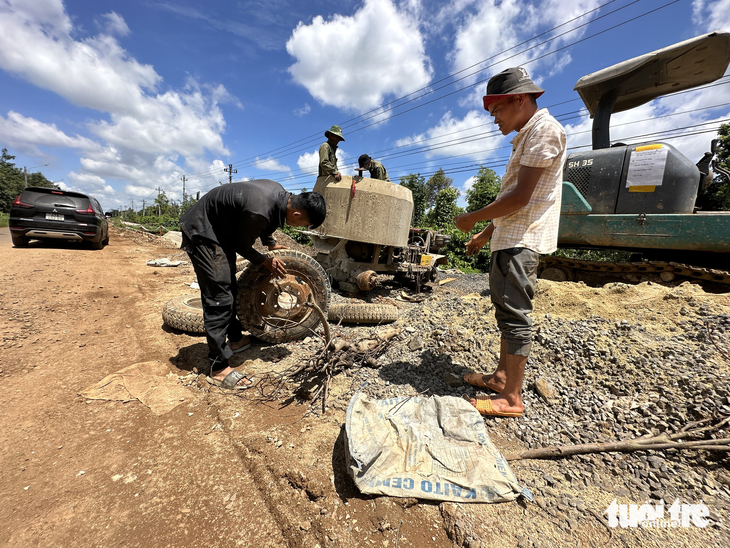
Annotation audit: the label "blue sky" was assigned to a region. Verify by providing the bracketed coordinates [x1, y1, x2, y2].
[1, 0, 729, 212]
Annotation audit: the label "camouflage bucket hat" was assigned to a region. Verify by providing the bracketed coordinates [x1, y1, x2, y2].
[325, 124, 345, 141]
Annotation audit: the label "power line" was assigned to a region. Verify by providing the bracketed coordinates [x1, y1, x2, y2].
[153, 1, 708, 200]
[228, 0, 637, 171]
[219, 0, 678, 174]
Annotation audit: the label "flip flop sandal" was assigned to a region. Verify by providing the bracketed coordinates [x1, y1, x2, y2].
[462, 394, 523, 417]
[462, 372, 501, 393]
[207, 370, 253, 390]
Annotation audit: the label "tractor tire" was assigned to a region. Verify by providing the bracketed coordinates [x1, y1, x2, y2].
[237, 250, 331, 343]
[162, 294, 205, 333]
[12, 234, 29, 247]
[327, 303, 398, 324]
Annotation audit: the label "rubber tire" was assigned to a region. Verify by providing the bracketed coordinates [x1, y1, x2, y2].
[162, 294, 205, 333]
[328, 303, 398, 324]
[91, 238, 104, 250]
[11, 234, 29, 247]
[237, 250, 331, 343]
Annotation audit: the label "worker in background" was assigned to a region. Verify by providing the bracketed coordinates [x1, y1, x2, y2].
[454, 67, 566, 418]
[357, 154, 391, 182]
[319, 125, 344, 181]
[180, 180, 326, 390]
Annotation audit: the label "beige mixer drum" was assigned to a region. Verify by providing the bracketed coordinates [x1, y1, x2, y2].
[313, 175, 413, 248]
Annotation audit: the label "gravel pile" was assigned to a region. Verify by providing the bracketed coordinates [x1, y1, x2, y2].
[320, 273, 730, 532]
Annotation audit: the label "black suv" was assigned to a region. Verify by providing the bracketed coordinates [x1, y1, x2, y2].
[9, 187, 109, 249]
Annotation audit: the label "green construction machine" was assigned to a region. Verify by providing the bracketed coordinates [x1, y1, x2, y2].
[539, 31, 730, 286]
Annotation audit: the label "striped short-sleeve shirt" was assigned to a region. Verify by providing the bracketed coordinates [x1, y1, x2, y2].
[491, 108, 566, 254]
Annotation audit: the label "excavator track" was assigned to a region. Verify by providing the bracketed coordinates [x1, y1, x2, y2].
[538, 257, 730, 286]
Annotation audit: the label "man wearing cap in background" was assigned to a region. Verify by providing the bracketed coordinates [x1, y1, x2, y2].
[319, 125, 344, 182]
[357, 154, 391, 182]
[454, 67, 566, 418]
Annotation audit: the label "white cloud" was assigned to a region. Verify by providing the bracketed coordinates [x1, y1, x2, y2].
[297, 151, 320, 175]
[286, 0, 432, 111]
[254, 157, 291, 172]
[395, 110, 504, 161]
[0, 111, 101, 156]
[462, 175, 477, 193]
[446, 0, 603, 108]
[297, 147, 349, 175]
[101, 12, 130, 36]
[0, 0, 231, 199]
[692, 0, 730, 31]
[294, 103, 311, 117]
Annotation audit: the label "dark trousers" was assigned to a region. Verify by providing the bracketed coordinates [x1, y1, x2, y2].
[182, 235, 244, 372]
[489, 248, 539, 357]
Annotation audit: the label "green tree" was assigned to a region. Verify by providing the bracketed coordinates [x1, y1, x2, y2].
[425, 168, 453, 209]
[153, 190, 175, 216]
[466, 167, 501, 212]
[698, 124, 730, 211]
[0, 148, 56, 213]
[0, 148, 24, 213]
[399, 173, 427, 227]
[430, 187, 459, 229]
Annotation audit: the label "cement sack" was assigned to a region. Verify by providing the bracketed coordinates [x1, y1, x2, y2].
[344, 390, 531, 503]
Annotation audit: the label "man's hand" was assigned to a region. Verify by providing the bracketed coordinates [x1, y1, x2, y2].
[465, 229, 492, 256]
[263, 257, 287, 278]
[267, 244, 289, 251]
[334, 172, 342, 182]
[454, 212, 476, 233]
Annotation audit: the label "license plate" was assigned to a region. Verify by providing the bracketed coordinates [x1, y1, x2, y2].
[46, 213, 64, 221]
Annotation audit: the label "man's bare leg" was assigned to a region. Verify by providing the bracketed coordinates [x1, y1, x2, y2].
[229, 335, 251, 352]
[468, 351, 526, 415]
[464, 339, 508, 391]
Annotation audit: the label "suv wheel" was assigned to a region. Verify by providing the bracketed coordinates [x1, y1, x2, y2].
[11, 234, 29, 247]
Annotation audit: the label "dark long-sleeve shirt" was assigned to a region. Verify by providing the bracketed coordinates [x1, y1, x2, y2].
[180, 180, 290, 265]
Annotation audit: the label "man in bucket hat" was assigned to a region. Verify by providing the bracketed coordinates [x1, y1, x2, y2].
[454, 67, 566, 418]
[319, 125, 344, 181]
[357, 154, 391, 182]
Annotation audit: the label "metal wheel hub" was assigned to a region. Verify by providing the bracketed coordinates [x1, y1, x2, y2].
[254, 274, 312, 326]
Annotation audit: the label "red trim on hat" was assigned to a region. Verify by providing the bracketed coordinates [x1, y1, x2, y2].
[483, 91, 544, 111]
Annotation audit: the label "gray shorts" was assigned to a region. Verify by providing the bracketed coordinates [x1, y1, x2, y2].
[489, 248, 540, 356]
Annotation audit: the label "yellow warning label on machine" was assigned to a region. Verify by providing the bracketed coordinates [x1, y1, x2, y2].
[635, 144, 663, 151]
[420, 255, 433, 266]
[628, 186, 656, 192]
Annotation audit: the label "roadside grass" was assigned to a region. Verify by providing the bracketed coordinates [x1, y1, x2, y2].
[0, 213, 8, 228]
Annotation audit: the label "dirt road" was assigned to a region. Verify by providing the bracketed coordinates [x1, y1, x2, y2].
[0, 226, 452, 548]
[1, 226, 727, 548]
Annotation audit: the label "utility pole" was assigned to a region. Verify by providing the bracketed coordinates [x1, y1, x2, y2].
[142, 199, 146, 216]
[181, 175, 187, 203]
[157, 186, 162, 217]
[23, 163, 50, 188]
[224, 164, 237, 184]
